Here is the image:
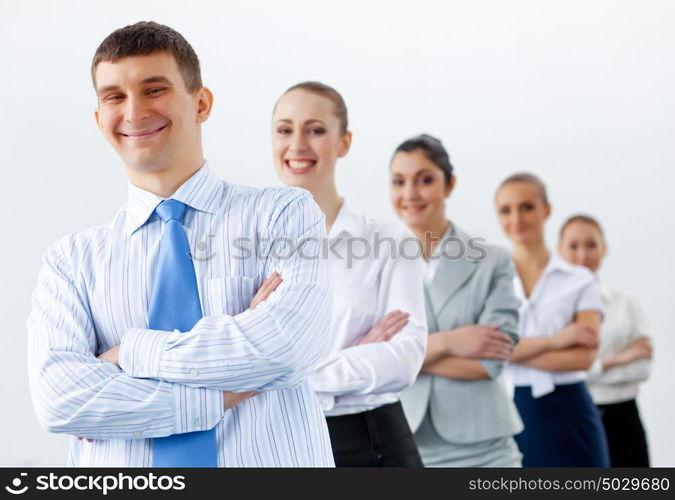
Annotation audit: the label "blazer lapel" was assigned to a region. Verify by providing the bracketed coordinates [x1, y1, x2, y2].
[426, 225, 480, 318]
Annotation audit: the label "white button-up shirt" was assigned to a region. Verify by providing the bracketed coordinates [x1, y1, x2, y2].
[586, 285, 652, 405]
[507, 253, 604, 398]
[27, 164, 334, 466]
[308, 203, 427, 416]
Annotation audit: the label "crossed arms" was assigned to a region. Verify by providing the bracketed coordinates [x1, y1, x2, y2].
[27, 193, 331, 440]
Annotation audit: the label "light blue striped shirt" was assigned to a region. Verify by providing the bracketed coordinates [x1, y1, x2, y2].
[27, 164, 334, 467]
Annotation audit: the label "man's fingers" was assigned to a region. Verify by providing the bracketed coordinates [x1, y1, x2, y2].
[250, 273, 282, 309]
[258, 273, 281, 294]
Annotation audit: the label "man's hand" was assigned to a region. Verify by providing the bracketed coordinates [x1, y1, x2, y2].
[438, 325, 513, 359]
[223, 391, 260, 409]
[250, 272, 282, 310]
[98, 345, 120, 366]
[549, 323, 599, 350]
[357, 310, 410, 345]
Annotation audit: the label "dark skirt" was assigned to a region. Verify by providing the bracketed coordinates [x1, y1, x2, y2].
[514, 382, 610, 467]
[597, 398, 650, 467]
[325, 401, 424, 467]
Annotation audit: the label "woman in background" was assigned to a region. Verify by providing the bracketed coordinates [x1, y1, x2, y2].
[559, 214, 652, 467]
[390, 134, 523, 467]
[494, 173, 609, 467]
[270, 81, 427, 467]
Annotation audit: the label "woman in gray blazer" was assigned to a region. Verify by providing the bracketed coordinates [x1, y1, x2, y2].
[390, 134, 523, 466]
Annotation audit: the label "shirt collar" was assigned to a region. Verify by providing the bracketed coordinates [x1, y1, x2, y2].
[543, 252, 576, 276]
[516, 251, 575, 303]
[328, 200, 364, 239]
[125, 161, 223, 235]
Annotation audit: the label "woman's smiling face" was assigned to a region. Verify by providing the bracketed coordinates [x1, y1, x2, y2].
[389, 149, 453, 230]
[271, 88, 351, 192]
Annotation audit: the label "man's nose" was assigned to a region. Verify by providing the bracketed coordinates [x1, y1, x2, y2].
[123, 95, 151, 124]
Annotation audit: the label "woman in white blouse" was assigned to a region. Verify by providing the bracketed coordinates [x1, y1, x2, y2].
[558, 214, 652, 467]
[270, 81, 427, 466]
[494, 173, 610, 467]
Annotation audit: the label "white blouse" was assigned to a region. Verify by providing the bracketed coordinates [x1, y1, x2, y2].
[586, 285, 652, 405]
[307, 202, 428, 416]
[422, 222, 452, 286]
[507, 253, 604, 398]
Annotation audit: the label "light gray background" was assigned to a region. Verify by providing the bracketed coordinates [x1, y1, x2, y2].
[1, 0, 673, 466]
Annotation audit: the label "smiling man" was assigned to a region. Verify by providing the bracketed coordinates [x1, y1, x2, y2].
[26, 21, 334, 467]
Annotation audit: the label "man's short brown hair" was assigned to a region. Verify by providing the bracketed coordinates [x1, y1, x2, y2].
[91, 21, 202, 92]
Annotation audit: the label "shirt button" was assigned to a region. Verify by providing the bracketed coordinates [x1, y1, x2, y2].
[194, 418, 201, 426]
[173, 329, 181, 334]
[190, 368, 199, 376]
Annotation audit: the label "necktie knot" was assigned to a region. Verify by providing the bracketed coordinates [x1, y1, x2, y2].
[155, 199, 187, 223]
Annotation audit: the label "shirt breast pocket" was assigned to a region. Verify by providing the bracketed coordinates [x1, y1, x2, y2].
[203, 276, 256, 317]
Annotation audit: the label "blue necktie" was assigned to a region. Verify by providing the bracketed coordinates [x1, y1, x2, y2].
[148, 199, 218, 467]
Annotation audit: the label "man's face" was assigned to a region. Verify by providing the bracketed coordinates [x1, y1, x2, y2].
[94, 52, 206, 173]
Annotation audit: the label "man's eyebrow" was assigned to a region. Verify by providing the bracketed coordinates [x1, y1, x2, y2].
[96, 76, 174, 94]
[140, 76, 174, 86]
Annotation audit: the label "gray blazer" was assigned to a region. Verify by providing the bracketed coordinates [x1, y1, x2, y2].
[400, 225, 524, 444]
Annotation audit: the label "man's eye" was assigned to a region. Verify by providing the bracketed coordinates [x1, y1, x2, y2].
[392, 178, 404, 186]
[277, 128, 292, 135]
[147, 87, 166, 96]
[104, 94, 123, 102]
[421, 176, 434, 184]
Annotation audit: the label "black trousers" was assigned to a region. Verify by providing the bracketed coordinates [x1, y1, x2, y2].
[325, 401, 423, 467]
[597, 398, 650, 467]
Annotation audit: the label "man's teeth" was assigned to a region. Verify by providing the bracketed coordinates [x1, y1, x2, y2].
[288, 160, 314, 169]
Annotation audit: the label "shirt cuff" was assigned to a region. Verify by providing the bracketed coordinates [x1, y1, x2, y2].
[314, 393, 336, 412]
[119, 327, 169, 378]
[172, 384, 224, 434]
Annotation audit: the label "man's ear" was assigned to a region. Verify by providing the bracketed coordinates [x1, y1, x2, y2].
[544, 203, 552, 220]
[196, 87, 214, 123]
[94, 107, 105, 136]
[337, 131, 352, 158]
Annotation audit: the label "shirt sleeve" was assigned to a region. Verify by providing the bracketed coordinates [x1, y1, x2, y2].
[118, 190, 332, 392]
[576, 276, 605, 317]
[307, 228, 427, 404]
[27, 241, 224, 440]
[587, 292, 652, 384]
[477, 248, 521, 380]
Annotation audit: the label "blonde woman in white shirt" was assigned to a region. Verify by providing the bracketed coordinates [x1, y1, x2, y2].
[494, 173, 610, 467]
[270, 81, 427, 467]
[559, 214, 652, 467]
